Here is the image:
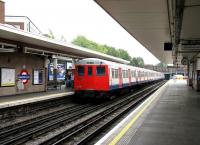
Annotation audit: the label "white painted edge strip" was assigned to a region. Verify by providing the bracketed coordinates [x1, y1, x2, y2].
[95, 81, 169, 145]
[0, 92, 74, 109]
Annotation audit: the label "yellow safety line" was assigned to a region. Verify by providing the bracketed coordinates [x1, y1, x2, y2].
[109, 89, 161, 145]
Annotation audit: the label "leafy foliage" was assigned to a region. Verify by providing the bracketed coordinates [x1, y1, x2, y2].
[130, 57, 144, 68]
[43, 33, 145, 67]
[72, 36, 132, 61]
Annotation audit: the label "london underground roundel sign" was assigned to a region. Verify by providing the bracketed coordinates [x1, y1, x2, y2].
[18, 70, 30, 84]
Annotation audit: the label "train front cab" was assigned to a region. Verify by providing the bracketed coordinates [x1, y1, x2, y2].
[74, 65, 109, 98]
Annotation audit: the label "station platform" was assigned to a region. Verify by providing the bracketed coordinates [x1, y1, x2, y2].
[96, 80, 200, 145]
[0, 89, 74, 109]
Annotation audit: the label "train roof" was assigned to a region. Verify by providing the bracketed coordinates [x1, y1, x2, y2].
[76, 58, 162, 74]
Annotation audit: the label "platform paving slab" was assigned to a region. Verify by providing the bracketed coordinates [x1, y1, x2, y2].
[0, 90, 74, 109]
[96, 80, 200, 145]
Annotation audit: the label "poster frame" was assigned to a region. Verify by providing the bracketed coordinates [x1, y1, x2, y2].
[0, 67, 16, 87]
[32, 69, 43, 85]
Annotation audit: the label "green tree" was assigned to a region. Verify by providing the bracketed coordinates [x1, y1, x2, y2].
[72, 35, 132, 61]
[118, 49, 131, 61]
[105, 45, 119, 57]
[130, 57, 144, 67]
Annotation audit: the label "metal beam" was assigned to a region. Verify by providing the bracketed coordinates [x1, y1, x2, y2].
[175, 0, 185, 45]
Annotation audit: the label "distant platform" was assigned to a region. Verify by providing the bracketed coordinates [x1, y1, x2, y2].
[0, 90, 74, 109]
[96, 80, 200, 145]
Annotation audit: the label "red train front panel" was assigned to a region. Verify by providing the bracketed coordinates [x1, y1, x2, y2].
[74, 65, 109, 92]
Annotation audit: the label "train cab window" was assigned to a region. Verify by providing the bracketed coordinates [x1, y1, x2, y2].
[88, 66, 92, 76]
[96, 66, 105, 76]
[78, 66, 84, 76]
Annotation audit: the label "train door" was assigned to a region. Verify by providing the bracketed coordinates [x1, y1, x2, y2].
[136, 70, 138, 83]
[138, 70, 141, 82]
[147, 72, 149, 81]
[86, 66, 94, 89]
[128, 69, 131, 86]
[142, 71, 144, 82]
[119, 68, 122, 88]
[109, 68, 112, 87]
[145, 72, 148, 81]
[134, 70, 137, 83]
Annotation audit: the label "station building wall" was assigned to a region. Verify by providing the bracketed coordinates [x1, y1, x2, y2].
[0, 53, 46, 96]
[0, 1, 5, 23]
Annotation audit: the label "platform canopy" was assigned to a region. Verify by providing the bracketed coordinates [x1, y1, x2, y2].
[96, 0, 200, 66]
[0, 24, 129, 64]
[96, 0, 172, 64]
[173, 0, 200, 65]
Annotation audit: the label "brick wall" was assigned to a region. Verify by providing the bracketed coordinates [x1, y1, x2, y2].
[5, 22, 25, 30]
[0, 1, 5, 23]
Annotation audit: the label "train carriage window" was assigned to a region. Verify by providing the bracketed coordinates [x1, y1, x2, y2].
[96, 66, 105, 76]
[78, 66, 84, 76]
[131, 71, 133, 77]
[122, 70, 125, 78]
[115, 69, 119, 78]
[88, 66, 92, 76]
[112, 69, 119, 78]
[112, 69, 115, 78]
[131, 70, 134, 77]
[122, 70, 128, 78]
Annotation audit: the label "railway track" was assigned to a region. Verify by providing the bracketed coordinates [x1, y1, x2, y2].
[0, 97, 115, 144]
[40, 81, 165, 145]
[0, 81, 165, 145]
[0, 94, 73, 120]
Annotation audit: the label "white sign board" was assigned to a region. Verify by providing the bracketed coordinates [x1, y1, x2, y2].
[67, 62, 72, 69]
[33, 70, 43, 85]
[33, 70, 39, 84]
[1, 68, 15, 86]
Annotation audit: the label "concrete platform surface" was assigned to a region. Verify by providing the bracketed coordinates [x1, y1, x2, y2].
[96, 80, 200, 145]
[0, 90, 74, 109]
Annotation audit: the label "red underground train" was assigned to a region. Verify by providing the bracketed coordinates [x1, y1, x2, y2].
[74, 58, 164, 98]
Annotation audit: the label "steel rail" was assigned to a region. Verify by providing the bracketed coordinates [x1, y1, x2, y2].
[40, 81, 165, 145]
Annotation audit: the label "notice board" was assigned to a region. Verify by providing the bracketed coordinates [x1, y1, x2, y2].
[0, 68, 15, 86]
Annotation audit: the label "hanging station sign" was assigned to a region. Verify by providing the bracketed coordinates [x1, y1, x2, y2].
[18, 70, 30, 84]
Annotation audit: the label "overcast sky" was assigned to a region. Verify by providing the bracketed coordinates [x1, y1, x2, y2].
[4, 0, 160, 65]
